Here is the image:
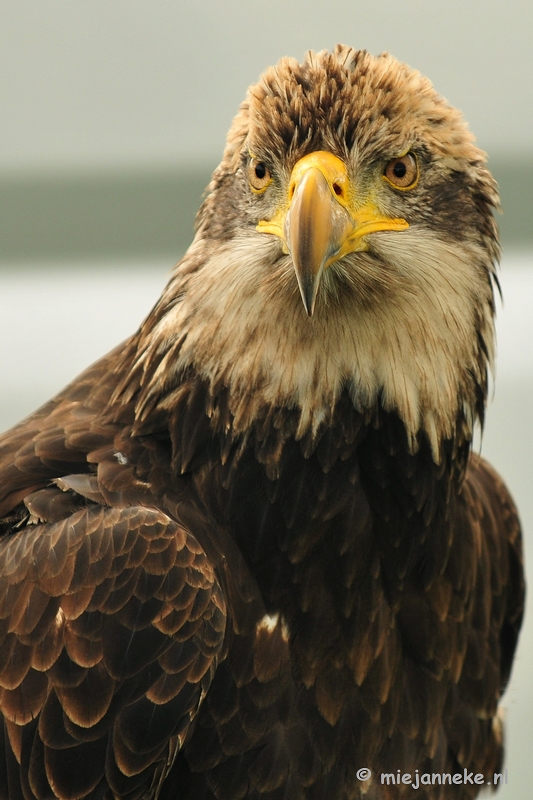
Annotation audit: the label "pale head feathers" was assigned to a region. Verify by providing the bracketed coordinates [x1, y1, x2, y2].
[115, 46, 499, 462]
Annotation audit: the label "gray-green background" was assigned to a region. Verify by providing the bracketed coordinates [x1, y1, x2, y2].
[1, 0, 532, 259]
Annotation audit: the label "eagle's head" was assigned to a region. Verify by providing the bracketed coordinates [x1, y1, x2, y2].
[126, 46, 499, 459]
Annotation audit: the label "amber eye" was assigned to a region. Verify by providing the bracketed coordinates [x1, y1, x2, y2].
[248, 158, 272, 192]
[383, 153, 418, 189]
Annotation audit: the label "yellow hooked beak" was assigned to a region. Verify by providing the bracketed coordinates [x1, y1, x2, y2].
[257, 151, 409, 315]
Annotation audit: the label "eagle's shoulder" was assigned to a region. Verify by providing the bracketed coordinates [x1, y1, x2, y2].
[0, 343, 136, 519]
[464, 452, 525, 689]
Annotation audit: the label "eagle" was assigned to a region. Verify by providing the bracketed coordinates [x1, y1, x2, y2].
[0, 45, 525, 800]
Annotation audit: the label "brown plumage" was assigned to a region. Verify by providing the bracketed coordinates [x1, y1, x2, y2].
[0, 45, 524, 800]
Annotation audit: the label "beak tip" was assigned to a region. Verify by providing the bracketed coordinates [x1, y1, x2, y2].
[296, 271, 321, 318]
[301, 288, 317, 317]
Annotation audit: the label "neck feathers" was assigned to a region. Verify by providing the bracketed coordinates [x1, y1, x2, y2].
[113, 227, 494, 465]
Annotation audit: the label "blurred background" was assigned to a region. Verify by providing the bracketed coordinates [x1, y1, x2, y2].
[1, 1, 532, 796]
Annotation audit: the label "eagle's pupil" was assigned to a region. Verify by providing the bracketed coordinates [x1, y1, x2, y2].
[255, 163, 266, 180]
[393, 162, 407, 178]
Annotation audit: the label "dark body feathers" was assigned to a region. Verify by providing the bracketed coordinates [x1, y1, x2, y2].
[0, 358, 523, 799]
[0, 46, 525, 799]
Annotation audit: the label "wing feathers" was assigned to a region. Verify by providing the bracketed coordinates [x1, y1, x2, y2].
[0, 504, 226, 799]
[55, 664, 115, 728]
[0, 669, 49, 725]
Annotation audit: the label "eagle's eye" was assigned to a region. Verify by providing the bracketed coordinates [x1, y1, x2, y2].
[383, 153, 418, 189]
[248, 158, 272, 192]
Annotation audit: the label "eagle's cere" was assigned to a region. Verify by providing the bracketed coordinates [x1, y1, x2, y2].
[0, 45, 524, 800]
